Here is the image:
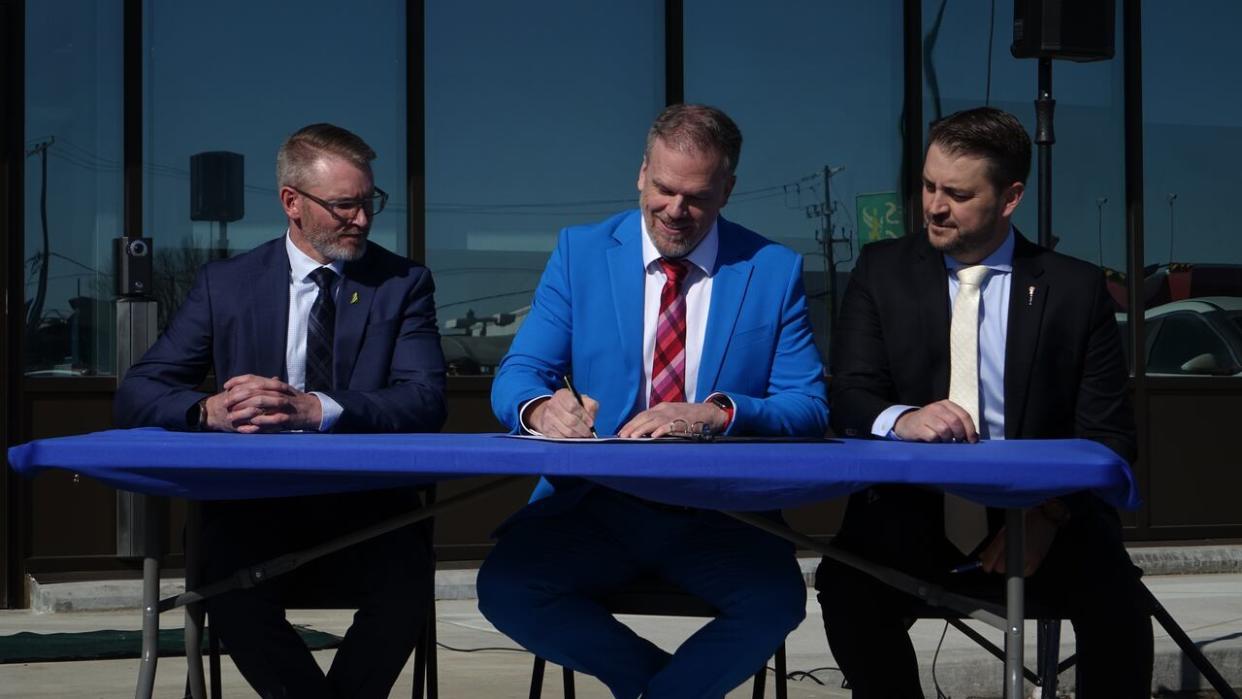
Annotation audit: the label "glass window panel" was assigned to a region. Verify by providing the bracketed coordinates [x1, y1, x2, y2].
[144, 0, 406, 331]
[685, 1, 905, 365]
[922, 0, 1128, 368]
[24, 1, 123, 376]
[1141, 1, 1242, 378]
[426, 0, 663, 376]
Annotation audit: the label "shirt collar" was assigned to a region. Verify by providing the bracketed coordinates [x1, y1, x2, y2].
[285, 230, 345, 282]
[639, 216, 719, 276]
[943, 225, 1015, 275]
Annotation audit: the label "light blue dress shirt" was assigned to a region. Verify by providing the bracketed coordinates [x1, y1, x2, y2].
[871, 228, 1015, 440]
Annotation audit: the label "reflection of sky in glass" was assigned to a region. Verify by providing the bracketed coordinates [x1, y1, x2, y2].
[687, 1, 904, 263]
[22, 1, 1242, 373]
[425, 0, 663, 330]
[143, 0, 406, 255]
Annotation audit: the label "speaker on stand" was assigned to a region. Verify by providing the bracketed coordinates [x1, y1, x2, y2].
[1010, 0, 1116, 251]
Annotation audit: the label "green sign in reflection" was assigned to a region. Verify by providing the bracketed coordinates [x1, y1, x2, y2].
[856, 192, 904, 246]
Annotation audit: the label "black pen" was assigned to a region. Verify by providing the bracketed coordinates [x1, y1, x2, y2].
[950, 560, 983, 574]
[562, 375, 598, 438]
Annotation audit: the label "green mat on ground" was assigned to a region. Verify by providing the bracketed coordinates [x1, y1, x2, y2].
[0, 626, 342, 664]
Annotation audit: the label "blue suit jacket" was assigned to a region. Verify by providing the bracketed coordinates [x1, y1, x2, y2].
[115, 237, 447, 434]
[491, 210, 828, 510]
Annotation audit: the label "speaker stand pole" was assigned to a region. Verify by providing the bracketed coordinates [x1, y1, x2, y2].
[1035, 57, 1055, 249]
[216, 220, 229, 260]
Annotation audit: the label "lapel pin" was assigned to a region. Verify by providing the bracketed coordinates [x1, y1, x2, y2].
[1027, 285, 1036, 306]
[350, 291, 359, 305]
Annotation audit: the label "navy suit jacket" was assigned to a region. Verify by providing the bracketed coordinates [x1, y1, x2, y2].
[491, 210, 828, 512]
[115, 236, 447, 434]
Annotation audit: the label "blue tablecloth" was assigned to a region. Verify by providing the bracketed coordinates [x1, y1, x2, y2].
[7, 429, 1139, 512]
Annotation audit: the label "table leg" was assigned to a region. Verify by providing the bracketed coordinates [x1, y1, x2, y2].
[135, 554, 160, 699]
[1004, 508, 1025, 699]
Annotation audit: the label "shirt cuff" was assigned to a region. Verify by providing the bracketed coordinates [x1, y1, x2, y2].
[313, 392, 344, 432]
[518, 395, 553, 436]
[872, 404, 918, 439]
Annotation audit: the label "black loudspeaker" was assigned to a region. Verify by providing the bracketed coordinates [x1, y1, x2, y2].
[1011, 0, 1114, 62]
[114, 237, 154, 297]
[190, 151, 245, 222]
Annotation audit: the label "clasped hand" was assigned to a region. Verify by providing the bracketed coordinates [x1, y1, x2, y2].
[527, 389, 727, 439]
[201, 374, 323, 433]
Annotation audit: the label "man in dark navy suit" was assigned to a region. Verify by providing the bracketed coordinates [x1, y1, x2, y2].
[115, 123, 446, 698]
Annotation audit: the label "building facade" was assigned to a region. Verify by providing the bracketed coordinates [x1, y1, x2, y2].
[2, 0, 1240, 608]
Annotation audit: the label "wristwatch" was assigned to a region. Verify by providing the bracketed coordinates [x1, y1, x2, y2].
[706, 393, 734, 432]
[188, 397, 209, 431]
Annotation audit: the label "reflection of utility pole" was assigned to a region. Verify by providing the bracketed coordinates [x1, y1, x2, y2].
[809, 165, 846, 344]
[1095, 197, 1108, 267]
[1167, 193, 1178, 265]
[25, 137, 55, 341]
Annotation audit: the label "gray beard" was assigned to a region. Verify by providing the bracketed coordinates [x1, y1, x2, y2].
[311, 236, 367, 263]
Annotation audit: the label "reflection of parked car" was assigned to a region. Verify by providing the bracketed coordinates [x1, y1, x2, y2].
[1120, 297, 1242, 376]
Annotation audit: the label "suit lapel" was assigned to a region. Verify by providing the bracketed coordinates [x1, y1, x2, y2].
[606, 214, 645, 401]
[912, 234, 952, 400]
[1004, 234, 1047, 438]
[336, 257, 377, 390]
[252, 240, 291, 380]
[698, 220, 752, 393]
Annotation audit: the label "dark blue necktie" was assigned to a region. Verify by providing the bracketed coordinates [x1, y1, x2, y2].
[305, 267, 337, 393]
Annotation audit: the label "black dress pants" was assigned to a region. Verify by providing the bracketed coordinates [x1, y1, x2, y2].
[201, 487, 433, 699]
[815, 486, 1153, 698]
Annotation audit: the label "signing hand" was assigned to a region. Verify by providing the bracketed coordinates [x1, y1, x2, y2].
[211, 374, 323, 433]
[893, 400, 979, 443]
[526, 388, 599, 438]
[617, 401, 728, 439]
[977, 505, 1061, 577]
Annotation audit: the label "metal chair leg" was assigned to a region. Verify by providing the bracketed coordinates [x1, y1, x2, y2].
[412, 617, 428, 699]
[562, 665, 575, 698]
[1036, 618, 1060, 694]
[528, 657, 546, 699]
[750, 661, 767, 699]
[775, 643, 787, 699]
[207, 625, 222, 699]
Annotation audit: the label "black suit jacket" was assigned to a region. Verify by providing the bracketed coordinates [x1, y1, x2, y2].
[115, 237, 448, 434]
[830, 231, 1135, 478]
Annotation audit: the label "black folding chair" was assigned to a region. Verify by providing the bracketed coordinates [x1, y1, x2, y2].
[914, 583, 1240, 698]
[528, 575, 788, 699]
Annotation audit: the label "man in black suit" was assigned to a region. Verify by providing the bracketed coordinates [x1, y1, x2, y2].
[115, 123, 446, 698]
[816, 107, 1153, 696]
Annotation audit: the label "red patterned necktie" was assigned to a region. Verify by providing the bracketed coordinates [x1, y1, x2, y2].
[650, 258, 689, 406]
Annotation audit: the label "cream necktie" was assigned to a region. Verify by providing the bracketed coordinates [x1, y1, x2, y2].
[944, 264, 991, 555]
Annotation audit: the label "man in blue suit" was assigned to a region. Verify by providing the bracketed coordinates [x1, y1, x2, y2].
[479, 104, 828, 698]
[115, 123, 446, 698]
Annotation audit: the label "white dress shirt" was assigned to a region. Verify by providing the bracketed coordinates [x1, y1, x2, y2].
[284, 233, 344, 431]
[639, 217, 717, 406]
[871, 228, 1015, 440]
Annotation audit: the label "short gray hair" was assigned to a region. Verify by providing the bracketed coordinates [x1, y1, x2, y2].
[644, 104, 742, 175]
[276, 123, 376, 189]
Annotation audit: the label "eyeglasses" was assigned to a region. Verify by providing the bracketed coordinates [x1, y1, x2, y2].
[292, 186, 388, 221]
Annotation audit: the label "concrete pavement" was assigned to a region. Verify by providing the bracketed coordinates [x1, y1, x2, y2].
[3, 561, 1240, 697]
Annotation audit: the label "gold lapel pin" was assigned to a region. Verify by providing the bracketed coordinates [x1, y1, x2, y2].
[1027, 285, 1036, 306]
[350, 291, 359, 305]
